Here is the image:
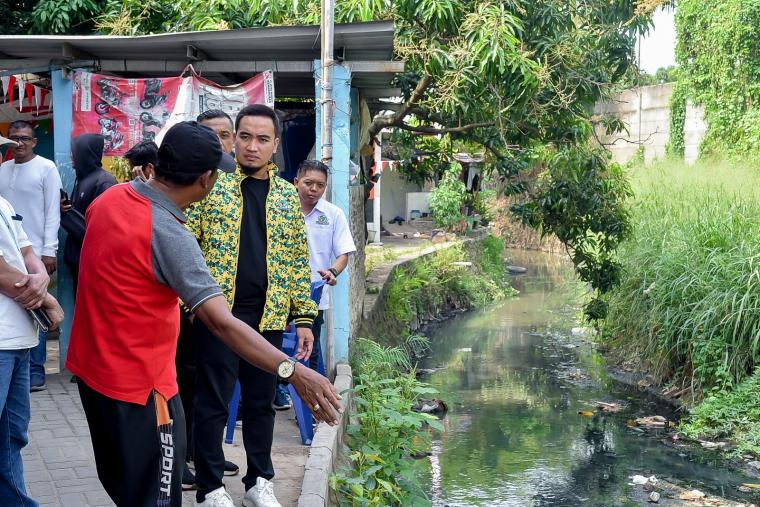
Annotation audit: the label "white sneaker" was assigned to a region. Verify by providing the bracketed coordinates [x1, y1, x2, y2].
[197, 486, 235, 507]
[242, 477, 282, 507]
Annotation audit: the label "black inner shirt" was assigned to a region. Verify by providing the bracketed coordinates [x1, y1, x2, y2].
[233, 176, 269, 311]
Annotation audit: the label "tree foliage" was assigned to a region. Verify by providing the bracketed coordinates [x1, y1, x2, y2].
[669, 0, 760, 159]
[29, 0, 653, 318]
[618, 64, 678, 89]
[0, 0, 39, 34]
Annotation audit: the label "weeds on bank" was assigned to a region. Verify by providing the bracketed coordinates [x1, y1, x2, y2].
[331, 337, 441, 506]
[365, 247, 401, 276]
[385, 235, 516, 327]
[601, 158, 760, 453]
[602, 158, 760, 394]
[680, 369, 760, 457]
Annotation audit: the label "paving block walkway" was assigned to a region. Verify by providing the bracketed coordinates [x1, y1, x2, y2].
[24, 370, 307, 506]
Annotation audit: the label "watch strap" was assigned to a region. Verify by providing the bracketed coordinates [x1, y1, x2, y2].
[328, 267, 339, 278]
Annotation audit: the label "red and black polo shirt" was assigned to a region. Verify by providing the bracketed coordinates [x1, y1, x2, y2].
[66, 179, 222, 405]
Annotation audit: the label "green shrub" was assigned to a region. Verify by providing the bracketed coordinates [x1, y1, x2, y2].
[473, 188, 497, 224]
[429, 168, 467, 229]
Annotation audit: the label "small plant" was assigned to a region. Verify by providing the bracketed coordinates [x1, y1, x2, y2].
[330, 373, 441, 506]
[333, 338, 441, 506]
[681, 369, 760, 457]
[365, 248, 401, 276]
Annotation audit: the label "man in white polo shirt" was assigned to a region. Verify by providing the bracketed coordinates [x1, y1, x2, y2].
[290, 160, 356, 377]
[0, 133, 64, 504]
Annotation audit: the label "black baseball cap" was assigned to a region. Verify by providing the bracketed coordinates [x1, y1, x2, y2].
[158, 121, 236, 176]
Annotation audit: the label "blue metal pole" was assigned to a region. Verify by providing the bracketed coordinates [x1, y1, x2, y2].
[315, 61, 352, 365]
[51, 69, 75, 370]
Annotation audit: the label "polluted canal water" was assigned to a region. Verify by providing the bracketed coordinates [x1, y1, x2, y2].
[421, 250, 760, 506]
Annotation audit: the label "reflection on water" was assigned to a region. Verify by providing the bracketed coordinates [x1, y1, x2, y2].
[423, 250, 759, 507]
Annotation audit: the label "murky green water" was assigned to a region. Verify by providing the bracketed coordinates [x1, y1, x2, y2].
[422, 250, 760, 506]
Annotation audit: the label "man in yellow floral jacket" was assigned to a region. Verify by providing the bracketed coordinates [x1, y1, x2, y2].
[187, 105, 317, 507]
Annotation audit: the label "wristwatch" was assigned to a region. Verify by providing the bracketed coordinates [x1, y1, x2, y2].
[328, 267, 339, 278]
[277, 357, 297, 381]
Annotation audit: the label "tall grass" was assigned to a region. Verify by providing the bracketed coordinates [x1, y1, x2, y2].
[602, 158, 760, 395]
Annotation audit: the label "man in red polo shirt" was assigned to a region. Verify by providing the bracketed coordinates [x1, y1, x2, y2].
[66, 122, 341, 507]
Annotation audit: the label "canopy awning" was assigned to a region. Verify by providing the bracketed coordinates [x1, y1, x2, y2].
[0, 21, 403, 98]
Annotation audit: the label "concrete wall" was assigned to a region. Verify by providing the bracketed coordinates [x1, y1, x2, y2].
[379, 168, 422, 223]
[684, 101, 707, 164]
[348, 185, 366, 340]
[593, 83, 706, 165]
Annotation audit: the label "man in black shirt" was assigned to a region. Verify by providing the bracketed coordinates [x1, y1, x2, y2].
[177, 111, 241, 492]
[189, 105, 317, 507]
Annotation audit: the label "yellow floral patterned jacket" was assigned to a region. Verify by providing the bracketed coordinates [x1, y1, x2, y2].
[185, 162, 317, 330]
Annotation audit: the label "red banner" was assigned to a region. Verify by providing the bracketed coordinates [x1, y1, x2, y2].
[72, 69, 275, 156]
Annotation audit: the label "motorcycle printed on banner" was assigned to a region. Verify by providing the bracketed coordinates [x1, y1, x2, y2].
[72, 69, 275, 157]
[73, 73, 181, 155]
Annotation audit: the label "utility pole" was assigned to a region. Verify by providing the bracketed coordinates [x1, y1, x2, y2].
[320, 0, 336, 377]
[320, 0, 334, 174]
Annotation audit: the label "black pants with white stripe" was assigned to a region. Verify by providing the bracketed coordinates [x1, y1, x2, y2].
[77, 379, 186, 507]
[192, 309, 282, 501]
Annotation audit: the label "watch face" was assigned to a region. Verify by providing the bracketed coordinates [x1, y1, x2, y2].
[278, 359, 295, 378]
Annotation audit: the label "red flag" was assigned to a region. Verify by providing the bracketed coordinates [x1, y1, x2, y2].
[7, 76, 16, 104]
[25, 83, 34, 107]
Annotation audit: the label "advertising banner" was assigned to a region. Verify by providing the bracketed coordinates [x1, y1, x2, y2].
[72, 69, 275, 156]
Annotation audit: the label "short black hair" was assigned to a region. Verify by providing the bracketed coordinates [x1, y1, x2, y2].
[297, 159, 329, 178]
[235, 104, 280, 137]
[9, 120, 34, 134]
[197, 109, 234, 130]
[124, 140, 158, 168]
[153, 163, 205, 186]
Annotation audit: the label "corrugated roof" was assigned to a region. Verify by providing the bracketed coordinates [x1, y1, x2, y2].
[0, 21, 402, 97]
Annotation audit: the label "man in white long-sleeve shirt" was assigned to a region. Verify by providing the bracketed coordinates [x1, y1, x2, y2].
[0, 120, 62, 392]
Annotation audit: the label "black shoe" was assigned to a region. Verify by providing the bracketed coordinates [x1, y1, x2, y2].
[30, 383, 46, 392]
[224, 460, 239, 476]
[182, 465, 196, 490]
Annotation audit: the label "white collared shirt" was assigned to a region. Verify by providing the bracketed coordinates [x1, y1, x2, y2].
[303, 199, 356, 310]
[0, 196, 38, 348]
